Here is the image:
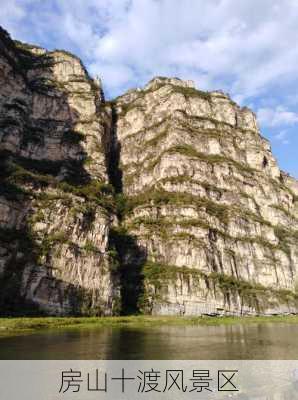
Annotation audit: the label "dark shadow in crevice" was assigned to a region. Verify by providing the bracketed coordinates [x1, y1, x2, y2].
[0, 28, 109, 316]
[106, 104, 123, 194]
[105, 102, 148, 315]
[109, 228, 147, 315]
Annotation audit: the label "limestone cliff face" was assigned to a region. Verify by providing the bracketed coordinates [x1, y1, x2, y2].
[114, 77, 298, 316]
[0, 27, 297, 316]
[0, 27, 119, 315]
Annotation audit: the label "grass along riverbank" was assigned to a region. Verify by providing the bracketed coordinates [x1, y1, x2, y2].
[0, 315, 298, 337]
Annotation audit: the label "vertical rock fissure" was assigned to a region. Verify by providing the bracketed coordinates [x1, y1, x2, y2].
[0, 26, 297, 317]
[0, 28, 121, 316]
[106, 103, 147, 315]
[106, 104, 123, 194]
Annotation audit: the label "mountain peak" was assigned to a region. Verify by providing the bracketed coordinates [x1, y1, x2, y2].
[0, 26, 297, 317]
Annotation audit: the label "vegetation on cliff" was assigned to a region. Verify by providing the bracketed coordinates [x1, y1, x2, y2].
[0, 26, 297, 318]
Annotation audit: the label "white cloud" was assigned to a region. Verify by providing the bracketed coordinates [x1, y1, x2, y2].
[2, 0, 298, 102]
[0, 0, 27, 36]
[257, 106, 298, 127]
[89, 62, 134, 90]
[83, 0, 298, 99]
[275, 130, 287, 140]
[274, 130, 289, 145]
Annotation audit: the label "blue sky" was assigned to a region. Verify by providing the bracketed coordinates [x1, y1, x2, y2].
[1, 0, 298, 178]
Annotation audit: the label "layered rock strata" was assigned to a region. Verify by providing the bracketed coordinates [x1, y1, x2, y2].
[0, 28, 297, 316]
[113, 77, 298, 316]
[0, 27, 119, 315]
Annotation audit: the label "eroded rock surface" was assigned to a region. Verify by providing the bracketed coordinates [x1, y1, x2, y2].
[0, 28, 297, 316]
[0, 27, 119, 315]
[114, 77, 298, 316]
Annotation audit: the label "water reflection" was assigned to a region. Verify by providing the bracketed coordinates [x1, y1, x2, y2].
[0, 323, 297, 359]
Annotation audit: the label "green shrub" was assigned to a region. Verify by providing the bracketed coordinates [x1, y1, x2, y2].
[124, 144, 256, 178]
[0, 182, 27, 200]
[82, 240, 100, 253]
[125, 189, 230, 224]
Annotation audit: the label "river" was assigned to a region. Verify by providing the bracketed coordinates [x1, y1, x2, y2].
[0, 322, 297, 359]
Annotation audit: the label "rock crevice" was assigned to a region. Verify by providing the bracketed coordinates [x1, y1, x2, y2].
[0, 27, 297, 316]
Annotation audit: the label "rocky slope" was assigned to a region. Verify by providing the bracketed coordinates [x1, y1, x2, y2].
[0, 27, 297, 316]
[0, 27, 119, 315]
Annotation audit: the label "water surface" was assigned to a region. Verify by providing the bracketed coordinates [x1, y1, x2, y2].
[0, 323, 297, 359]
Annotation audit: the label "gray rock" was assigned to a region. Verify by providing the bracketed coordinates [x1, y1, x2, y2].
[0, 26, 297, 316]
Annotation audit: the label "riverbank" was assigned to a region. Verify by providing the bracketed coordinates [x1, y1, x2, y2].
[0, 315, 298, 337]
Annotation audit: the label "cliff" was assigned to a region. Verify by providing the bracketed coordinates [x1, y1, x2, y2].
[0, 27, 297, 316]
[0, 26, 119, 315]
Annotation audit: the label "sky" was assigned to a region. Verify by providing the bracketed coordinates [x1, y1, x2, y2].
[0, 0, 297, 178]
